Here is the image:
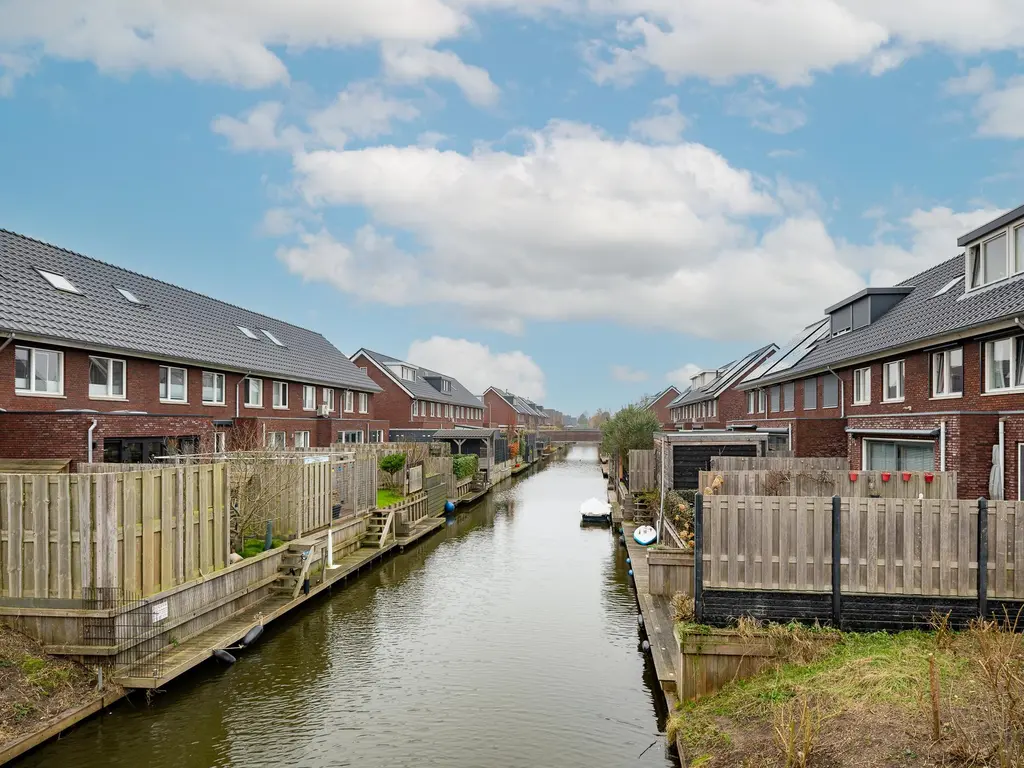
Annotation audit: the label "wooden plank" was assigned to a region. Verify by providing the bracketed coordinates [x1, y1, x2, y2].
[960, 499, 972, 597]
[32, 476, 49, 598]
[996, 501, 1008, 598]
[141, 471, 156, 596]
[904, 498, 915, 595]
[866, 498, 878, 593]
[921, 499, 933, 596]
[796, 495, 808, 590]
[848, 496, 860, 592]
[6, 476, 23, 598]
[77, 476, 92, 591]
[199, 465, 212, 573]
[745, 495, 756, 589]
[122, 473, 137, 594]
[185, 467, 196, 581]
[813, 496, 825, 591]
[101, 474, 118, 589]
[778, 497, 790, 589]
[222, 463, 232, 568]
[213, 464, 225, 570]
[160, 467, 174, 590]
[727, 495, 738, 588]
[885, 499, 896, 594]
[762, 496, 773, 589]
[939, 500, 951, 595]
[55, 474, 72, 599]
[175, 465, 185, 585]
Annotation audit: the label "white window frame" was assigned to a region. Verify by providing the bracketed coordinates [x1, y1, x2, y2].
[14, 346, 65, 397]
[412, 400, 419, 417]
[931, 348, 964, 399]
[266, 431, 287, 450]
[37, 269, 81, 294]
[862, 438, 936, 472]
[400, 365, 415, 381]
[882, 360, 905, 403]
[442, 380, 451, 392]
[803, 378, 817, 410]
[202, 371, 226, 406]
[782, 383, 795, 412]
[273, 381, 289, 409]
[213, 432, 226, 453]
[853, 367, 871, 406]
[245, 377, 264, 408]
[159, 365, 188, 404]
[967, 224, 1024, 291]
[294, 430, 310, 449]
[303, 385, 316, 411]
[323, 387, 335, 412]
[370, 430, 385, 443]
[770, 386, 780, 413]
[344, 389, 354, 413]
[89, 356, 126, 400]
[358, 392, 368, 414]
[1019, 443, 1024, 502]
[984, 336, 1024, 393]
[430, 402, 436, 417]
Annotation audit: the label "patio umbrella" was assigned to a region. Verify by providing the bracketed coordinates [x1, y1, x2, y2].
[989, 443, 1004, 501]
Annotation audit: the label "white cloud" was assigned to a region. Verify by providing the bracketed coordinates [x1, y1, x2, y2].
[611, 364, 648, 382]
[944, 64, 995, 96]
[629, 95, 687, 143]
[974, 77, 1024, 138]
[211, 102, 307, 152]
[768, 148, 803, 159]
[406, 337, 547, 400]
[726, 85, 807, 134]
[381, 43, 499, 105]
[665, 363, 701, 388]
[0, 51, 33, 96]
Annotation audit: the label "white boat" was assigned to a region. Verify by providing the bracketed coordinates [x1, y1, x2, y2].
[633, 525, 658, 546]
[580, 497, 611, 524]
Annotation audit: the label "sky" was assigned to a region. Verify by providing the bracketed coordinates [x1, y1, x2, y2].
[2, 3, 1024, 417]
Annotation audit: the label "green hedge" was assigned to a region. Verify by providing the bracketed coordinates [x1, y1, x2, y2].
[453, 454, 479, 479]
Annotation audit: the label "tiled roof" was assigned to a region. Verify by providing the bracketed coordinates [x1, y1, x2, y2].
[432, 427, 501, 439]
[0, 229, 380, 391]
[749, 255, 1024, 386]
[489, 387, 544, 416]
[356, 349, 484, 408]
[641, 386, 680, 409]
[668, 344, 777, 407]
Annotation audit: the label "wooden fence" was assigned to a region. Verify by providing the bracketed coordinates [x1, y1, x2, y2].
[1, 464, 230, 599]
[628, 450, 656, 492]
[698, 470, 956, 500]
[710, 456, 849, 472]
[701, 495, 1024, 598]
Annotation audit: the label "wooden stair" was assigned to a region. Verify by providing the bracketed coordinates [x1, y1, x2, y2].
[270, 541, 317, 597]
[363, 509, 395, 548]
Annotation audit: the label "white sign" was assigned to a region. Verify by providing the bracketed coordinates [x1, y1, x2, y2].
[303, 455, 329, 465]
[152, 601, 169, 624]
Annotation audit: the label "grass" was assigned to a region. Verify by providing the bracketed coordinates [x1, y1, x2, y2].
[240, 537, 284, 558]
[376, 488, 405, 508]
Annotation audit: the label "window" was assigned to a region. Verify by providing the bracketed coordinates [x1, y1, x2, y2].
[117, 287, 142, 304]
[865, 440, 935, 471]
[89, 356, 125, 399]
[710, 400, 717, 417]
[358, 392, 368, 414]
[822, 375, 839, 408]
[883, 360, 904, 402]
[245, 378, 263, 407]
[853, 367, 871, 405]
[213, 432, 226, 453]
[202, 372, 225, 405]
[159, 365, 187, 403]
[344, 389, 354, 412]
[969, 231, 1013, 289]
[783, 383, 795, 411]
[770, 386, 780, 413]
[294, 431, 310, 449]
[747, 391, 756, 414]
[758, 390, 766, 413]
[1017, 225, 1024, 275]
[261, 329, 284, 346]
[412, 400, 419, 417]
[932, 348, 964, 397]
[303, 385, 315, 410]
[267, 431, 287, 450]
[339, 430, 363, 444]
[237, 326, 258, 339]
[273, 381, 288, 409]
[323, 388, 334, 411]
[985, 336, 1024, 391]
[400, 365, 415, 381]
[803, 378, 817, 410]
[442, 380, 451, 392]
[369, 430, 385, 443]
[37, 269, 80, 294]
[15, 347, 63, 395]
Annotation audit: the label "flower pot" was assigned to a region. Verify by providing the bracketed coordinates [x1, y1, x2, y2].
[902, 472, 912, 482]
[849, 472, 858, 482]
[881, 472, 891, 482]
[924, 473, 934, 483]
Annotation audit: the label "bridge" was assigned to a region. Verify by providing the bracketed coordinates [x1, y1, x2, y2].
[540, 429, 601, 443]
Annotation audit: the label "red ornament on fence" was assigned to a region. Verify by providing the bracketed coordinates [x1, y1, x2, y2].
[902, 472, 912, 482]
[924, 472, 935, 483]
[881, 471, 891, 482]
[849, 471, 858, 482]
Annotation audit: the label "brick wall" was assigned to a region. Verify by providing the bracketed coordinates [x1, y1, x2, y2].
[483, 389, 518, 428]
[647, 389, 679, 429]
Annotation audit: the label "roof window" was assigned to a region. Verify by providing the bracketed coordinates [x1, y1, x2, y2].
[117, 287, 142, 304]
[238, 326, 258, 339]
[261, 329, 284, 346]
[933, 275, 964, 297]
[37, 269, 80, 294]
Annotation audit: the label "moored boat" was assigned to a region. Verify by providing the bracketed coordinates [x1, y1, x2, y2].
[580, 497, 612, 525]
[632, 525, 657, 546]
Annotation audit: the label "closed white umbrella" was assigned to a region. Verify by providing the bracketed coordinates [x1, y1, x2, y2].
[989, 443, 1004, 501]
[580, 498, 611, 516]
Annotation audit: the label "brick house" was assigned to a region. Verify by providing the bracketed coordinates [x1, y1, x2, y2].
[482, 387, 546, 429]
[667, 344, 777, 430]
[0, 229, 385, 466]
[733, 204, 1024, 500]
[351, 349, 485, 439]
[640, 385, 681, 430]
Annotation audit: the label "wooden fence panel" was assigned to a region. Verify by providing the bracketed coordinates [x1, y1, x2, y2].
[710, 456, 849, 472]
[628, 450, 656, 492]
[699, 470, 956, 499]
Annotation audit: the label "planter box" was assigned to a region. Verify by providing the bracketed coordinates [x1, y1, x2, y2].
[647, 548, 694, 597]
[676, 628, 777, 702]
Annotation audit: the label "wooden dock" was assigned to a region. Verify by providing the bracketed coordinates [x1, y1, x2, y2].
[623, 523, 677, 697]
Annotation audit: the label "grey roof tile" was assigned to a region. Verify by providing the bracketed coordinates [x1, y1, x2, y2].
[0, 229, 381, 391]
[668, 344, 776, 407]
[357, 349, 484, 408]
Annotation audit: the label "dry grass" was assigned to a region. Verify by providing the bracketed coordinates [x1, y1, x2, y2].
[0, 625, 103, 747]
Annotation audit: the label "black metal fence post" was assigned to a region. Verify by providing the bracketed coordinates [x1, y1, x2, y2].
[978, 497, 989, 620]
[694, 492, 704, 623]
[831, 495, 842, 628]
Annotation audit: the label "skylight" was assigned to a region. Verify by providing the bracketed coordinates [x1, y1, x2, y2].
[261, 329, 284, 346]
[934, 275, 964, 297]
[117, 287, 142, 304]
[238, 326, 258, 339]
[37, 269, 80, 294]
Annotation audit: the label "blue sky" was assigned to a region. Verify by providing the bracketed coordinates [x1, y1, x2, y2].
[2, 2, 1024, 417]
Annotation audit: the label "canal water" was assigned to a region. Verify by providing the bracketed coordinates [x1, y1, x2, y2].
[18, 446, 676, 767]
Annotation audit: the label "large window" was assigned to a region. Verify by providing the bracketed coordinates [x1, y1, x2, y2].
[822, 375, 839, 408]
[245, 378, 263, 407]
[770, 386, 780, 413]
[202, 372, 225, 405]
[783, 383, 795, 412]
[15, 346, 63, 395]
[932, 348, 963, 397]
[294, 431, 310, 449]
[412, 400, 419, 417]
[213, 432, 226, 453]
[344, 389, 354, 412]
[159, 365, 187, 403]
[266, 431, 287, 449]
[369, 430, 385, 443]
[986, 336, 1024, 391]
[747, 391, 757, 414]
[400, 365, 415, 381]
[853, 367, 871, 405]
[968, 226, 1024, 290]
[303, 385, 316, 410]
[865, 440, 935, 471]
[358, 392, 368, 413]
[273, 381, 289, 409]
[89, 356, 125, 399]
[323, 388, 334, 412]
[803, 378, 816, 410]
[339, 430, 363, 444]
[883, 360, 904, 402]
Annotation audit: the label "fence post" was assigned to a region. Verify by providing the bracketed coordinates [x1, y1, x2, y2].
[978, 497, 989, 620]
[831, 495, 842, 628]
[694, 492, 704, 623]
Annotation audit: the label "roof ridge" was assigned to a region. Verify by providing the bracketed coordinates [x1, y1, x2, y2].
[1, 228, 331, 340]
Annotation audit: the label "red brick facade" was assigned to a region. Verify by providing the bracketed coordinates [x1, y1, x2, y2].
[644, 387, 681, 429]
[0, 341, 385, 465]
[352, 352, 485, 432]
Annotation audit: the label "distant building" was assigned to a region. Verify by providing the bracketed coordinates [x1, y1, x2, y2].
[639, 386, 682, 430]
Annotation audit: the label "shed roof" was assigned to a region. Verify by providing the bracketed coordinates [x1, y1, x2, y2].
[432, 428, 501, 439]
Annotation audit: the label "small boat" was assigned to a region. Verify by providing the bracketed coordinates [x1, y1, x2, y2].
[633, 525, 658, 546]
[580, 497, 612, 525]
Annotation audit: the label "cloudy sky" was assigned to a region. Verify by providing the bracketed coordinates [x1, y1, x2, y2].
[1, 2, 1022, 414]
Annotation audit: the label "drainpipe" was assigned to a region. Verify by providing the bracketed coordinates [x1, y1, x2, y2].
[999, 417, 1006, 501]
[940, 420, 947, 472]
[787, 422, 793, 452]
[87, 419, 98, 463]
[826, 367, 845, 418]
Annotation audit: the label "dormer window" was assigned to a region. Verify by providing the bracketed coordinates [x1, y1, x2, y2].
[960, 212, 1024, 291]
[968, 232, 1008, 289]
[442, 380, 451, 392]
[400, 366, 415, 381]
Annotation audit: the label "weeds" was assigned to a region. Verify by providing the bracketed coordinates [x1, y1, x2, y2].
[672, 593, 695, 623]
[773, 696, 822, 768]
